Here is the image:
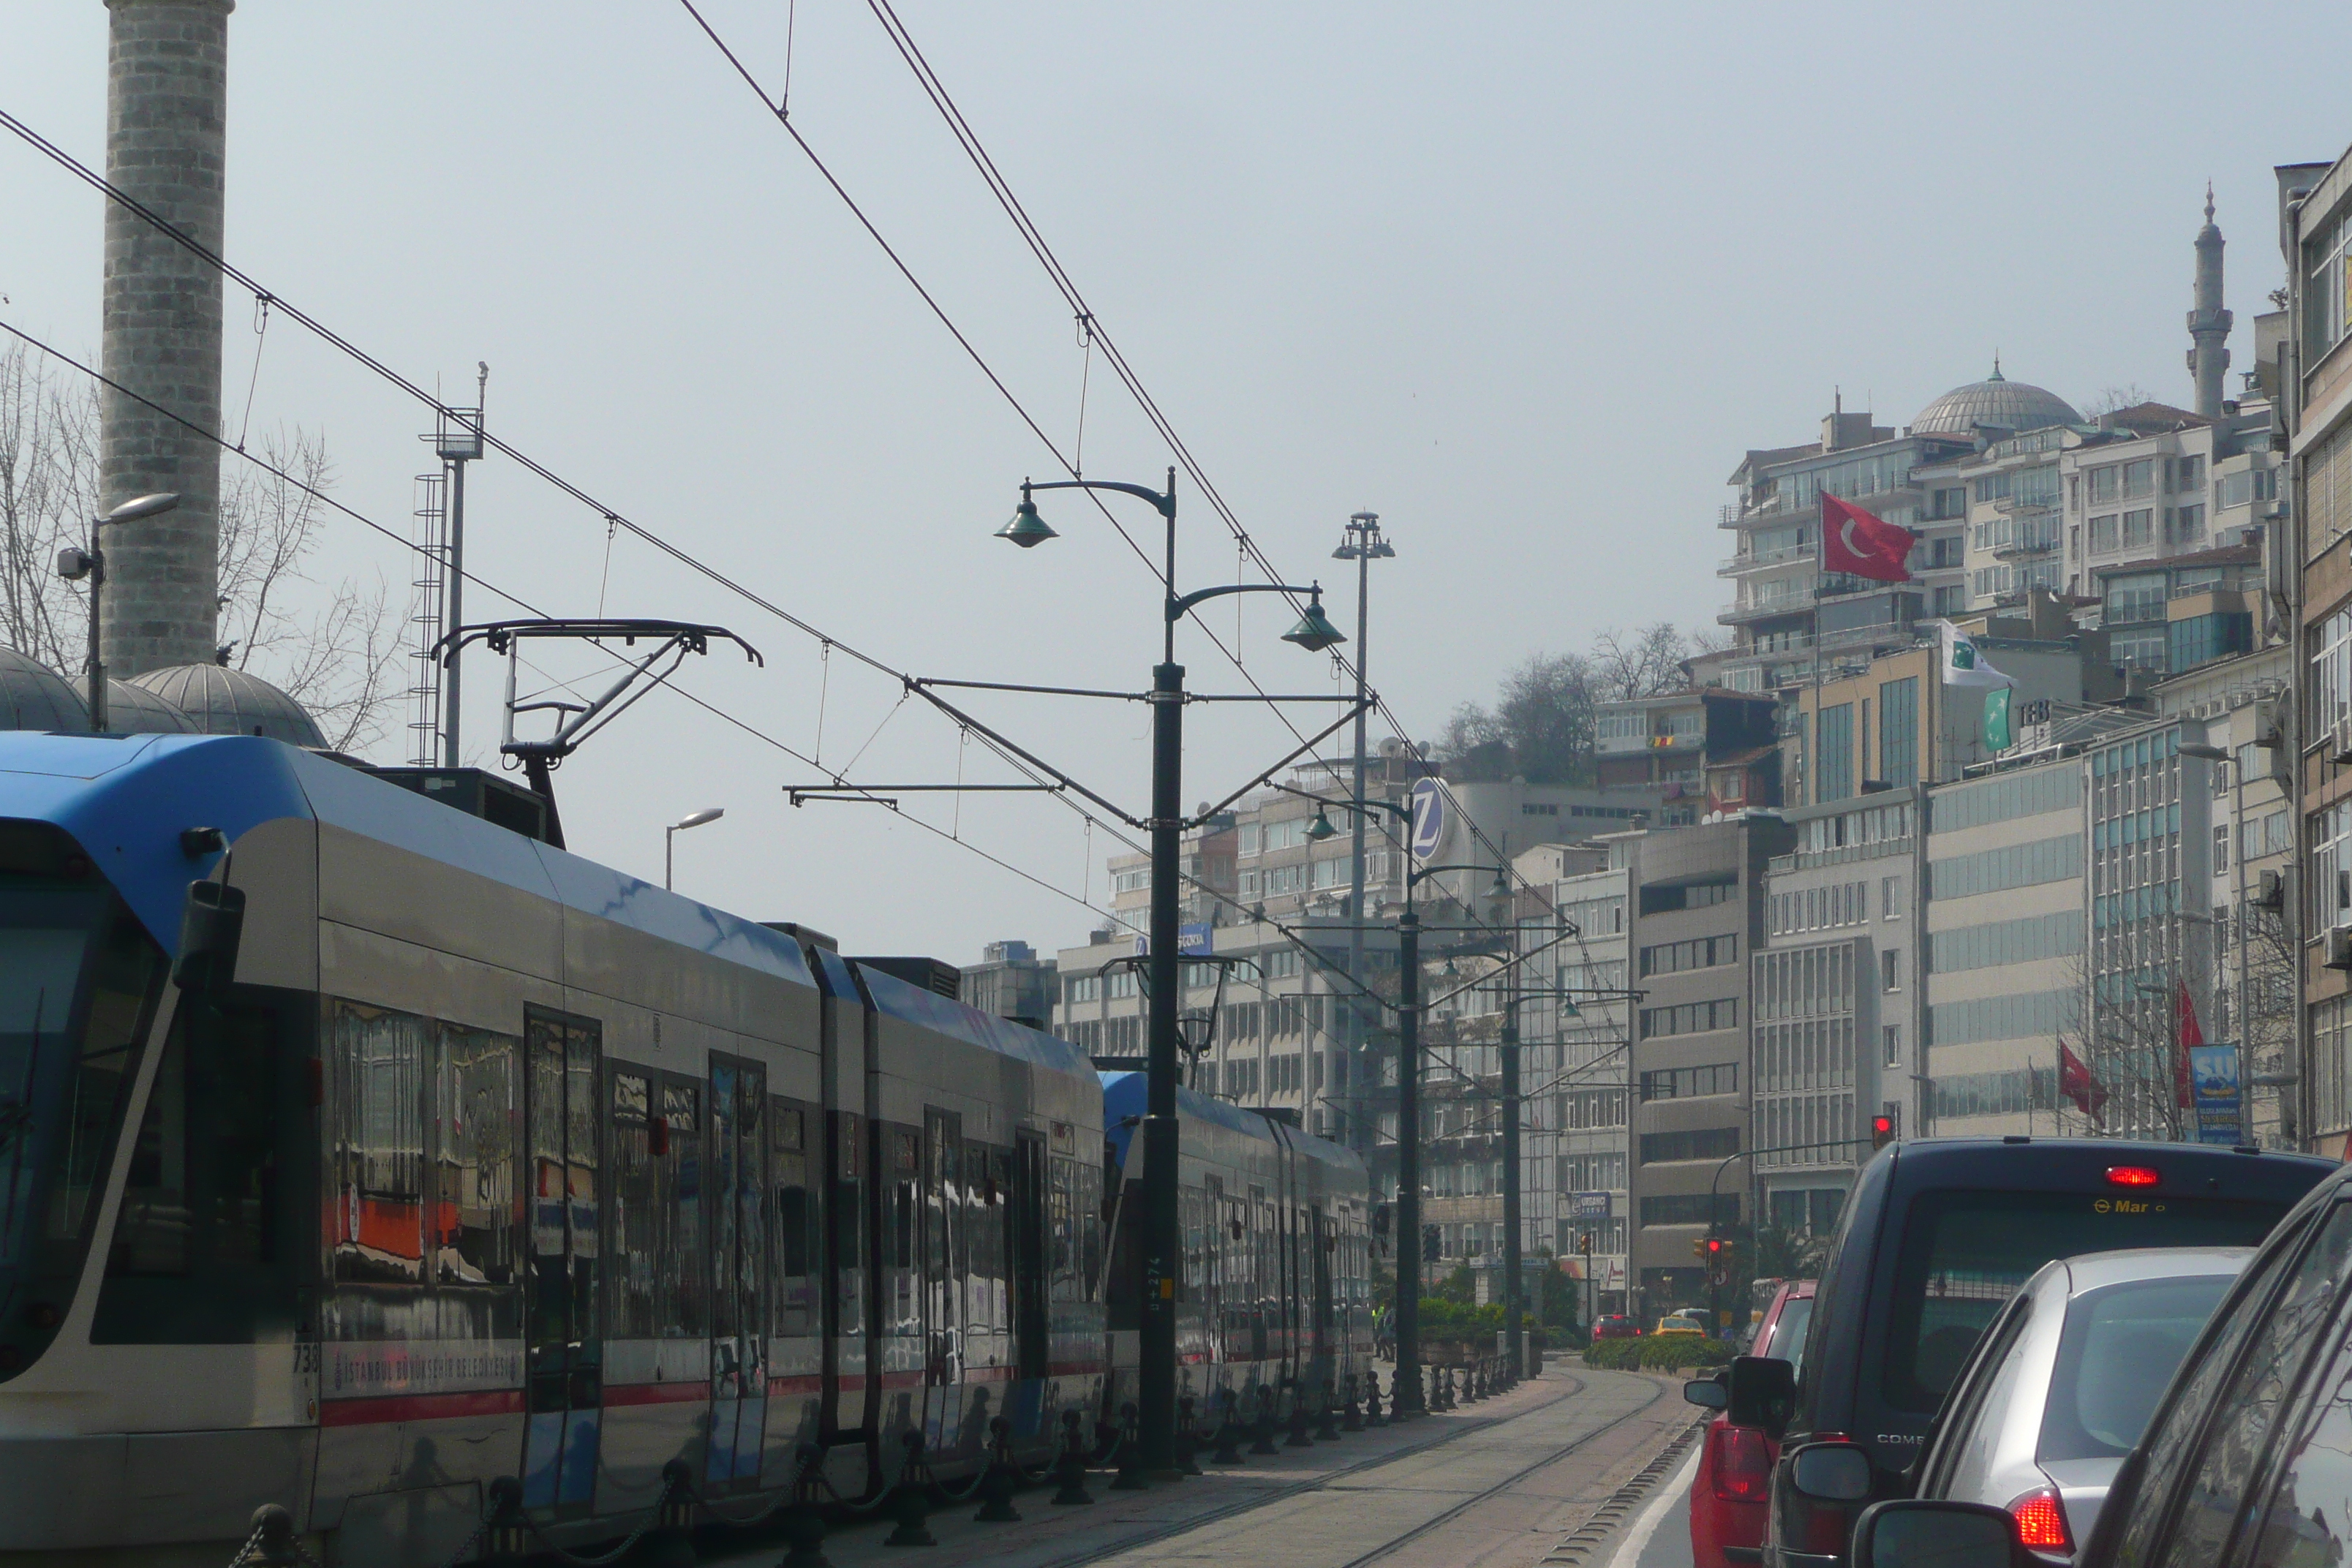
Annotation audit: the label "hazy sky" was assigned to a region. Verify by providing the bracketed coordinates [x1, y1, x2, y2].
[4, 3, 2348, 965]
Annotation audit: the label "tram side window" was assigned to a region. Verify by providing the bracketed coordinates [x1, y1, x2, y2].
[434, 1023, 518, 1290]
[660, 1079, 706, 1337]
[327, 1001, 427, 1284]
[1077, 1156, 1103, 1302]
[96, 992, 298, 1343]
[773, 1101, 821, 1337]
[885, 1126, 921, 1336]
[1048, 1153, 1079, 1303]
[608, 1071, 657, 1338]
[967, 1146, 1006, 1341]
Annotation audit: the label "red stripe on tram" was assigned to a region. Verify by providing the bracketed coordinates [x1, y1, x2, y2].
[602, 1382, 714, 1408]
[320, 1390, 525, 1426]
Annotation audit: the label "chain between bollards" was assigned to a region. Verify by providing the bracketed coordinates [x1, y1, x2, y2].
[1210, 1388, 1245, 1463]
[883, 1431, 938, 1547]
[1250, 1383, 1281, 1455]
[1174, 1394, 1203, 1475]
[1315, 1379, 1343, 1441]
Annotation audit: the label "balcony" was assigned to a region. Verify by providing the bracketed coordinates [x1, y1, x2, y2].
[1719, 541, 1817, 576]
[1722, 590, 1815, 625]
[1992, 535, 2060, 562]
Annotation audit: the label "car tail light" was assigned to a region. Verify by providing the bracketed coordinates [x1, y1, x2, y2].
[1711, 1424, 1771, 1501]
[2008, 1487, 2073, 1553]
[2106, 1165, 2160, 1187]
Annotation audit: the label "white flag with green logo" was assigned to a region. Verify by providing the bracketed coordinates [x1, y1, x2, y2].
[1934, 619, 2013, 689]
[1986, 685, 2013, 751]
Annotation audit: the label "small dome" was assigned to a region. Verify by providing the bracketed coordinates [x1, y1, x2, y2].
[1912, 366, 2081, 436]
[127, 663, 327, 748]
[104, 679, 196, 735]
[0, 647, 88, 731]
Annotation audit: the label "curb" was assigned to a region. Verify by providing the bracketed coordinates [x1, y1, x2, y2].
[1538, 1409, 1706, 1567]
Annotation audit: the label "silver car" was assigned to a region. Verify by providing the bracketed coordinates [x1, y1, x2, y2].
[1911, 1245, 2250, 1560]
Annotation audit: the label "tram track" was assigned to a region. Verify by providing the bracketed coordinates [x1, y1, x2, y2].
[1030, 1371, 1673, 1568]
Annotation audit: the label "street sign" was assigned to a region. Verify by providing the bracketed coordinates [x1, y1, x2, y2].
[1178, 923, 1213, 955]
[1409, 777, 1447, 862]
[2191, 1043, 2243, 1145]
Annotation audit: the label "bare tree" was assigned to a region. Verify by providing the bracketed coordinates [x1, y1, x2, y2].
[0, 342, 403, 753]
[0, 343, 98, 671]
[1590, 622, 1693, 703]
[2081, 384, 2157, 419]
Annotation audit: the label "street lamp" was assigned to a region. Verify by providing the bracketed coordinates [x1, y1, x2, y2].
[998, 467, 1341, 1472]
[56, 491, 178, 732]
[665, 806, 724, 891]
[1333, 513, 1396, 1169]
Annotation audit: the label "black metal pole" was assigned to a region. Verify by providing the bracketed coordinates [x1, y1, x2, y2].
[1395, 904, 1425, 1416]
[1137, 660, 1184, 1474]
[1501, 1006, 1522, 1382]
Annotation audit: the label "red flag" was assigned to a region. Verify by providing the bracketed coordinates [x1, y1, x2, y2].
[1820, 493, 1917, 583]
[2059, 1040, 2107, 1126]
[2174, 981, 2203, 1111]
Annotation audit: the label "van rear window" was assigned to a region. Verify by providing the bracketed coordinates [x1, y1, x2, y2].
[1881, 1189, 2285, 1412]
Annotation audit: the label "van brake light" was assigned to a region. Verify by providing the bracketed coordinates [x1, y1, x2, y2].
[2008, 1487, 2073, 1552]
[2106, 1166, 2160, 1187]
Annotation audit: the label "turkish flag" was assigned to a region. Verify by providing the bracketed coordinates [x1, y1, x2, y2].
[2174, 981, 2202, 1111]
[1820, 493, 1917, 583]
[2059, 1040, 2107, 1126]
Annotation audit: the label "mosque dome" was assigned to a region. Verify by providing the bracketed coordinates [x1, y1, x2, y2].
[128, 663, 327, 748]
[104, 678, 196, 735]
[0, 647, 89, 731]
[1912, 364, 2082, 437]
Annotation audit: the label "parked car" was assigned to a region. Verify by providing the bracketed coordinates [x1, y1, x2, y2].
[1911, 1247, 2250, 1560]
[1689, 1279, 1817, 1568]
[1592, 1315, 1643, 1340]
[1845, 1154, 2352, 1568]
[1735, 1137, 2332, 1568]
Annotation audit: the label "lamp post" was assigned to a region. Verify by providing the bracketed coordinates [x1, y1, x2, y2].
[998, 469, 1343, 1471]
[1333, 513, 1395, 1152]
[56, 491, 178, 732]
[665, 806, 724, 890]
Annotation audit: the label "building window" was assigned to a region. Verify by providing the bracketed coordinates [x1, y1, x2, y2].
[1638, 1000, 1740, 1040]
[2089, 467, 2119, 505]
[1640, 934, 1737, 977]
[2305, 209, 2352, 364]
[2169, 504, 2205, 543]
[1881, 875, 1904, 919]
[1879, 676, 1918, 788]
[2090, 513, 2119, 551]
[1880, 949, 1900, 993]
[1637, 1126, 1740, 1164]
[1818, 703, 1855, 802]
[1640, 1193, 1740, 1229]
[2122, 509, 2155, 547]
[1883, 1024, 1900, 1066]
[1638, 1063, 1739, 1100]
[2122, 460, 2155, 500]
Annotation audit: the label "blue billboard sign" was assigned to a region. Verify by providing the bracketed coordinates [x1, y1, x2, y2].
[1409, 777, 1448, 862]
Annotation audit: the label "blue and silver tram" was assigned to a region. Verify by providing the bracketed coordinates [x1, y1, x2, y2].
[1098, 1071, 1373, 1422]
[0, 732, 1117, 1565]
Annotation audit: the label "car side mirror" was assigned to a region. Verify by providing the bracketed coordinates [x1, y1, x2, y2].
[174, 878, 246, 993]
[1684, 1377, 1729, 1411]
[1851, 1500, 2023, 1568]
[1788, 1442, 1874, 1502]
[1726, 1354, 1797, 1436]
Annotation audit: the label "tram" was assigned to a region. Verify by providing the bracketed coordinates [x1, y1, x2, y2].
[0, 731, 1368, 1567]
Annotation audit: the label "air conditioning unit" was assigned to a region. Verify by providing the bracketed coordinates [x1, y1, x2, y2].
[2254, 701, 2282, 750]
[2328, 926, 2352, 972]
[2334, 714, 2352, 767]
[2257, 869, 2286, 911]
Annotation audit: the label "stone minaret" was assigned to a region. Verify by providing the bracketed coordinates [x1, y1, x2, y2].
[2187, 183, 2232, 420]
[99, 0, 231, 677]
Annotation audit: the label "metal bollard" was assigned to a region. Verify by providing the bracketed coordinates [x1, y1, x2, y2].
[1109, 1401, 1151, 1490]
[1210, 1390, 1246, 1464]
[486, 1477, 529, 1568]
[1466, 1361, 1485, 1403]
[1051, 1409, 1096, 1505]
[974, 1417, 1022, 1523]
[644, 1459, 699, 1568]
[1285, 1378, 1315, 1447]
[1364, 1371, 1388, 1428]
[1391, 1369, 1411, 1423]
[1251, 1384, 1281, 1455]
[1341, 1375, 1362, 1433]
[884, 1431, 937, 1547]
[241, 1505, 298, 1568]
[1316, 1379, 1343, 1441]
[782, 1444, 835, 1567]
[1432, 1366, 1452, 1412]
[1175, 1395, 1203, 1476]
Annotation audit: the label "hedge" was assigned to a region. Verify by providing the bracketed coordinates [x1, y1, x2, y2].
[1582, 1335, 1735, 1372]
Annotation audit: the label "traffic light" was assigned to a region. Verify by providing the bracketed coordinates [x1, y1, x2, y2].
[1873, 1104, 1901, 1150]
[1578, 1232, 1594, 1255]
[1423, 1224, 1442, 1263]
[1705, 1236, 1727, 1260]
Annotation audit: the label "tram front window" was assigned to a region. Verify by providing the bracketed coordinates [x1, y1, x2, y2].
[0, 870, 167, 1377]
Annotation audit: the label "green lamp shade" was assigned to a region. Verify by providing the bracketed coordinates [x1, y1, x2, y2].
[996, 500, 1057, 548]
[1282, 599, 1346, 652]
[1306, 807, 1338, 841]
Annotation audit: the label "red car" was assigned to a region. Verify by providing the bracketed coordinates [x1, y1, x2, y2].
[1689, 1280, 1814, 1567]
[1591, 1314, 1643, 1340]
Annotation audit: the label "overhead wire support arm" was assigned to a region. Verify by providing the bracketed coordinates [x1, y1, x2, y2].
[785, 782, 1064, 810]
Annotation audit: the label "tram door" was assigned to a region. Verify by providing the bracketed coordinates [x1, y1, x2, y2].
[1309, 1207, 1334, 1386]
[707, 1058, 769, 1489]
[1009, 1133, 1049, 1382]
[522, 1012, 603, 1516]
[921, 1109, 965, 1434]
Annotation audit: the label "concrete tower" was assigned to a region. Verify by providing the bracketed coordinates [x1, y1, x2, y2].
[2188, 182, 2233, 420]
[99, 0, 230, 677]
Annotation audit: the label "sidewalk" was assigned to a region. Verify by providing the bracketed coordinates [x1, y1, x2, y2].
[701, 1365, 1698, 1568]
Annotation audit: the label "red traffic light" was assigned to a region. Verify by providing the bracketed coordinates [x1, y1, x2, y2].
[1872, 1112, 1897, 1150]
[1704, 1237, 1726, 1256]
